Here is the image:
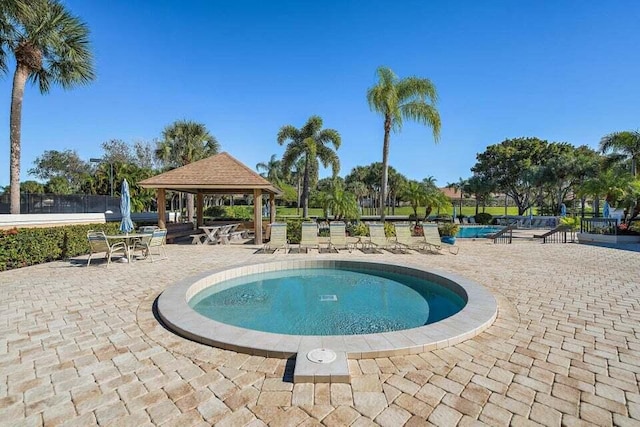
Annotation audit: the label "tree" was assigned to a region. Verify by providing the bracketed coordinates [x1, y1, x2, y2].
[313, 180, 359, 220]
[155, 120, 220, 221]
[464, 176, 490, 215]
[472, 137, 548, 215]
[28, 149, 89, 192]
[102, 139, 134, 164]
[20, 180, 44, 193]
[600, 131, 640, 177]
[256, 154, 282, 184]
[1, 0, 95, 213]
[400, 180, 426, 225]
[446, 177, 468, 216]
[367, 66, 441, 220]
[277, 116, 341, 218]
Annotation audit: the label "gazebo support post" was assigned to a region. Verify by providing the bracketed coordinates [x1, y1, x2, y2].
[269, 193, 275, 224]
[158, 189, 166, 229]
[196, 193, 204, 227]
[254, 189, 263, 245]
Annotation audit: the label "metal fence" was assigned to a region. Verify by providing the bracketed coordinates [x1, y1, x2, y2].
[580, 218, 619, 234]
[0, 193, 120, 214]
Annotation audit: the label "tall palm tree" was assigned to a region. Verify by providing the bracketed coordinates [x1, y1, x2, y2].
[155, 120, 219, 222]
[277, 115, 341, 218]
[367, 66, 441, 220]
[256, 154, 282, 184]
[1, 0, 95, 213]
[600, 130, 640, 177]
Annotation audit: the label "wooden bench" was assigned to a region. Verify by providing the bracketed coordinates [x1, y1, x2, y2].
[166, 223, 196, 243]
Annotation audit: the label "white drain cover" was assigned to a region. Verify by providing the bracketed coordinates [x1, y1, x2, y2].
[320, 294, 337, 301]
[306, 348, 337, 364]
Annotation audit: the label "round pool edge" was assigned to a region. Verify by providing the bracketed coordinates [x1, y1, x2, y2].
[157, 259, 498, 359]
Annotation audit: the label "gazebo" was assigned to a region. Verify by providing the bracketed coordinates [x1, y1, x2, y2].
[139, 152, 281, 244]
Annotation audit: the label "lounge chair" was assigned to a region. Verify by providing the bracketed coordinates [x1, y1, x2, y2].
[394, 223, 425, 252]
[299, 222, 319, 253]
[423, 224, 459, 255]
[133, 228, 168, 262]
[328, 221, 352, 253]
[365, 223, 396, 252]
[263, 223, 288, 253]
[87, 230, 127, 267]
[461, 217, 469, 224]
[468, 217, 476, 224]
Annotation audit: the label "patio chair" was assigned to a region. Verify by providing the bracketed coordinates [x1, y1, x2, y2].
[132, 228, 168, 262]
[394, 223, 425, 252]
[468, 217, 476, 224]
[365, 223, 396, 252]
[299, 222, 319, 253]
[263, 223, 288, 253]
[328, 221, 352, 253]
[87, 230, 127, 267]
[423, 224, 459, 255]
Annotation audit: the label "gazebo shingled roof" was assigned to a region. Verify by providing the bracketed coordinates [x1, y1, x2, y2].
[139, 152, 281, 195]
[138, 152, 280, 244]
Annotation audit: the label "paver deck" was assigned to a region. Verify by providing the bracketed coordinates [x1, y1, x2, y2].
[0, 239, 638, 426]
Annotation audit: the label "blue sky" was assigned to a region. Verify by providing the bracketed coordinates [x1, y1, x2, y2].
[1, 0, 639, 188]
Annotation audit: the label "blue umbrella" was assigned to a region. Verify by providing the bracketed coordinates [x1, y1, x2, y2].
[119, 179, 134, 234]
[603, 201, 610, 218]
[560, 203, 567, 217]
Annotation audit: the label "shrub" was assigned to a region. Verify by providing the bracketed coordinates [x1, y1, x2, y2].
[384, 222, 396, 237]
[204, 206, 253, 220]
[475, 213, 493, 225]
[438, 222, 460, 237]
[347, 222, 369, 237]
[0, 223, 121, 271]
[284, 218, 305, 244]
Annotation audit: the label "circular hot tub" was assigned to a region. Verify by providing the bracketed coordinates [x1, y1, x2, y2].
[158, 259, 497, 358]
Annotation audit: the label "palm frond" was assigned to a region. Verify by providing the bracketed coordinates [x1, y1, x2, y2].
[396, 77, 438, 103]
[399, 102, 441, 142]
[276, 125, 300, 145]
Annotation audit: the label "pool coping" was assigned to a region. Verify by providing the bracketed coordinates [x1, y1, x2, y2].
[157, 259, 498, 360]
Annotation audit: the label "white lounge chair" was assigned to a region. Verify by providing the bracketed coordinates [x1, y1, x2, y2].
[263, 223, 288, 253]
[423, 224, 459, 255]
[365, 223, 396, 252]
[394, 223, 424, 252]
[328, 221, 352, 253]
[299, 222, 319, 253]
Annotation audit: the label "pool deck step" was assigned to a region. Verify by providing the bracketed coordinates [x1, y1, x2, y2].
[293, 347, 350, 383]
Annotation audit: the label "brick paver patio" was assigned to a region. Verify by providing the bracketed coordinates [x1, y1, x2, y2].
[0, 239, 638, 426]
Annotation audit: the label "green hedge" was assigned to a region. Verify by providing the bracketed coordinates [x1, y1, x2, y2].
[0, 223, 121, 271]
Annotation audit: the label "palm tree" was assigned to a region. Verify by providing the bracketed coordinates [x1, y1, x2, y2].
[256, 154, 282, 184]
[155, 120, 219, 222]
[277, 116, 341, 218]
[447, 178, 467, 216]
[1, 0, 95, 214]
[401, 180, 426, 225]
[367, 66, 441, 220]
[600, 131, 640, 177]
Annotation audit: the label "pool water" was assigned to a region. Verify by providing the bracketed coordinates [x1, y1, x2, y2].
[189, 268, 465, 335]
[456, 226, 502, 238]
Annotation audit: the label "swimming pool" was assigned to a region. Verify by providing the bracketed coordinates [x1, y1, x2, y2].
[189, 267, 465, 335]
[158, 259, 498, 359]
[456, 225, 503, 238]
